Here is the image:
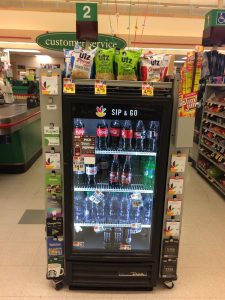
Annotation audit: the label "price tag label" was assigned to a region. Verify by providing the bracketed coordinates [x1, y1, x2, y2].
[73, 162, 85, 172]
[63, 78, 75, 94]
[89, 190, 105, 204]
[95, 80, 107, 95]
[130, 223, 142, 234]
[120, 244, 131, 251]
[142, 82, 154, 96]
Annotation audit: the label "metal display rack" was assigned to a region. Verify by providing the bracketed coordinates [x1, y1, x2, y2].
[196, 84, 225, 196]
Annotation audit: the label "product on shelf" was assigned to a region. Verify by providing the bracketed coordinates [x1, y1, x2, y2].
[121, 120, 133, 151]
[86, 164, 97, 186]
[143, 156, 156, 189]
[84, 192, 96, 223]
[145, 121, 158, 152]
[96, 120, 109, 150]
[95, 48, 115, 80]
[109, 155, 120, 186]
[115, 49, 142, 81]
[134, 120, 146, 151]
[109, 120, 121, 150]
[121, 155, 132, 186]
[119, 193, 130, 224]
[74, 118, 85, 136]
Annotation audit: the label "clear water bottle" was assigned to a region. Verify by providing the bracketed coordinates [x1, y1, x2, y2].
[84, 192, 96, 223]
[134, 120, 146, 151]
[114, 227, 123, 249]
[119, 193, 130, 224]
[109, 193, 120, 224]
[123, 228, 132, 245]
[104, 228, 112, 249]
[142, 194, 153, 225]
[131, 199, 142, 223]
[74, 192, 84, 223]
[96, 196, 106, 223]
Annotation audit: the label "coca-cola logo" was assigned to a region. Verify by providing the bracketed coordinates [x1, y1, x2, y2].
[110, 128, 121, 137]
[97, 128, 108, 137]
[121, 129, 133, 139]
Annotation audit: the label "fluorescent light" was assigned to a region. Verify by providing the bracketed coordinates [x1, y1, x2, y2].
[35, 55, 52, 63]
[174, 60, 185, 63]
[182, 57, 187, 60]
[6, 49, 40, 53]
[0, 41, 36, 45]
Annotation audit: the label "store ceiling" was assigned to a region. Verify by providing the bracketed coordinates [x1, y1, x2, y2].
[0, 0, 224, 17]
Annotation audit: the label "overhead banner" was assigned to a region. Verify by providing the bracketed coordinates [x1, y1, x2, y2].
[36, 32, 127, 51]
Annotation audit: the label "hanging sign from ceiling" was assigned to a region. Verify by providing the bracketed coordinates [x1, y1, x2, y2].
[36, 32, 126, 51]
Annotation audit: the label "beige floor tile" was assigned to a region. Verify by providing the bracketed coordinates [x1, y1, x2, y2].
[0, 266, 30, 296]
[0, 209, 24, 224]
[9, 224, 45, 242]
[32, 240, 47, 266]
[0, 241, 41, 266]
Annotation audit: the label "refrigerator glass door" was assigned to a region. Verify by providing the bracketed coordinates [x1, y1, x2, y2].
[72, 107, 160, 253]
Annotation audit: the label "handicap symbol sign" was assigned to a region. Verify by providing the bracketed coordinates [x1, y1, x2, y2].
[217, 12, 225, 25]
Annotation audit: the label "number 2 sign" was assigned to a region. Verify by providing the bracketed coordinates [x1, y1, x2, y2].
[76, 3, 97, 22]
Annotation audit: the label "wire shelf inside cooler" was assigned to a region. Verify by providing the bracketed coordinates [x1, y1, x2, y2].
[95, 149, 157, 156]
[74, 223, 151, 228]
[74, 175, 154, 193]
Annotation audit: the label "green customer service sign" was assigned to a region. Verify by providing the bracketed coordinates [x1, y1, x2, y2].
[36, 32, 127, 52]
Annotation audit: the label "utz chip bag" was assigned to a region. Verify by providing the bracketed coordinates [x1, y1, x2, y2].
[95, 48, 115, 80]
[71, 44, 97, 79]
[140, 53, 165, 82]
[115, 49, 142, 81]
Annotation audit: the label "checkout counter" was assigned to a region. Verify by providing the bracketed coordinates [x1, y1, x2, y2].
[0, 103, 41, 173]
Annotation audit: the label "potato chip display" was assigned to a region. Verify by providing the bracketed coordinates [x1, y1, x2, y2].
[95, 48, 115, 80]
[115, 49, 142, 81]
[140, 53, 165, 82]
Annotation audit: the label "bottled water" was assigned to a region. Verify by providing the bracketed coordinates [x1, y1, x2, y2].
[109, 193, 120, 224]
[83, 192, 96, 223]
[119, 193, 130, 224]
[74, 192, 84, 223]
[142, 194, 153, 225]
[96, 196, 106, 223]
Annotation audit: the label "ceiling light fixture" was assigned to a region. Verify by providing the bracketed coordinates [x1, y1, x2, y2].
[6, 49, 40, 53]
[0, 41, 37, 45]
[174, 60, 185, 63]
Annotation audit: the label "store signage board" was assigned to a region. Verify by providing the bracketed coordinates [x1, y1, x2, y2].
[204, 9, 225, 29]
[76, 3, 97, 22]
[36, 32, 126, 51]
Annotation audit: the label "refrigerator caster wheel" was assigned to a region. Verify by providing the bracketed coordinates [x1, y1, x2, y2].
[163, 281, 174, 289]
[52, 279, 64, 290]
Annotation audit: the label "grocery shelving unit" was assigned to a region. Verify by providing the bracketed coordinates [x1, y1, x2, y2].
[196, 84, 225, 196]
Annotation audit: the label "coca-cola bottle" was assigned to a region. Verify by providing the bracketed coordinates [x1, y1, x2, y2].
[121, 120, 133, 151]
[109, 120, 121, 150]
[86, 164, 97, 186]
[121, 156, 132, 186]
[145, 121, 156, 152]
[74, 119, 85, 136]
[97, 156, 109, 182]
[96, 120, 108, 150]
[109, 155, 120, 186]
[134, 120, 146, 151]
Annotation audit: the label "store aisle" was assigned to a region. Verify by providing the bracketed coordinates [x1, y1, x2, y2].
[0, 156, 224, 300]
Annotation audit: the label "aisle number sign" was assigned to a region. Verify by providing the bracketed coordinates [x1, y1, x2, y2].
[76, 3, 97, 22]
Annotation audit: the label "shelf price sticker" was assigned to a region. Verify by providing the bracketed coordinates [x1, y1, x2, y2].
[63, 78, 75, 94]
[95, 80, 107, 95]
[142, 82, 154, 96]
[120, 244, 131, 251]
[131, 223, 142, 234]
[73, 161, 85, 173]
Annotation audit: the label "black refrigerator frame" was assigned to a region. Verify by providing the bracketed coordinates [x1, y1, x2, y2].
[62, 84, 173, 290]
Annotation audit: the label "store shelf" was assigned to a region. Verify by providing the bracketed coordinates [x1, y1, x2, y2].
[206, 100, 225, 106]
[202, 134, 225, 149]
[200, 141, 224, 159]
[95, 149, 157, 156]
[204, 110, 225, 119]
[202, 118, 225, 130]
[74, 184, 153, 193]
[73, 79, 173, 89]
[199, 151, 225, 172]
[196, 165, 225, 196]
[202, 126, 225, 139]
[74, 223, 151, 228]
[206, 84, 225, 87]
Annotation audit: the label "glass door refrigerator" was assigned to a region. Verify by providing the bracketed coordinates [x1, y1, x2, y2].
[62, 81, 173, 290]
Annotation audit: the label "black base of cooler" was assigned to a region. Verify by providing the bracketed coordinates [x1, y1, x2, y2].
[66, 259, 157, 291]
[0, 149, 42, 174]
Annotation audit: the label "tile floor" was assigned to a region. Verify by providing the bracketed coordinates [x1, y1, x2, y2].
[0, 156, 224, 299]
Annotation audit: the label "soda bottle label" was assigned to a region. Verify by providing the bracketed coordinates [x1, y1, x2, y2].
[86, 166, 97, 175]
[109, 172, 120, 183]
[97, 128, 109, 137]
[121, 129, 133, 139]
[121, 172, 132, 185]
[74, 128, 85, 136]
[134, 131, 145, 139]
[110, 128, 121, 137]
